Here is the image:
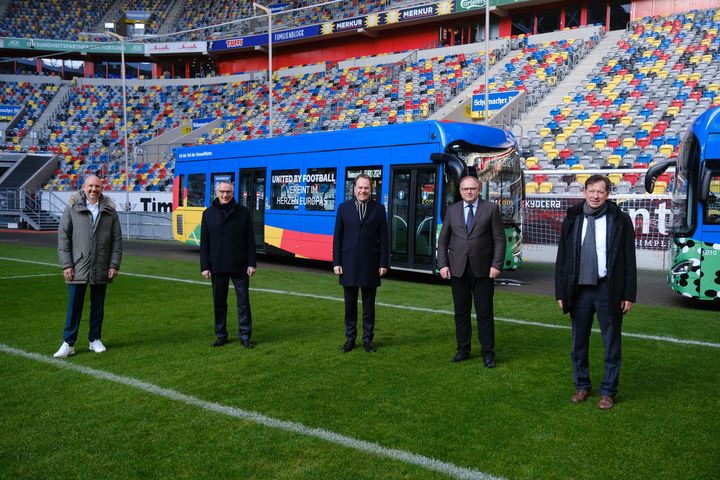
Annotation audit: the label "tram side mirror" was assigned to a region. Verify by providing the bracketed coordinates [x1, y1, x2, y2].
[644, 159, 676, 194]
[431, 152, 466, 182]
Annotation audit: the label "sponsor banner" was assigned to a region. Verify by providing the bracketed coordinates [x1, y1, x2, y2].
[391, 3, 448, 23]
[471, 91, 520, 111]
[40, 191, 173, 214]
[191, 115, 236, 129]
[146, 41, 207, 54]
[523, 196, 672, 250]
[323, 16, 367, 34]
[270, 3, 290, 13]
[455, 0, 517, 11]
[0, 105, 22, 120]
[455, 0, 489, 12]
[209, 33, 266, 51]
[1, 37, 145, 54]
[191, 117, 216, 129]
[273, 25, 319, 43]
[125, 10, 152, 22]
[209, 26, 320, 51]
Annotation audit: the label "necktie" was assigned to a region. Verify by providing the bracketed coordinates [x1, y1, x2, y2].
[356, 200, 366, 221]
[466, 204, 474, 232]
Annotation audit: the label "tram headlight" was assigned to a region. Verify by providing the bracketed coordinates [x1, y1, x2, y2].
[670, 261, 693, 276]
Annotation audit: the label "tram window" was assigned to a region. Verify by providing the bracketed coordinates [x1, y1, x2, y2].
[705, 175, 720, 225]
[672, 136, 699, 233]
[271, 169, 300, 210]
[305, 167, 337, 212]
[211, 172, 235, 202]
[345, 166, 383, 202]
[187, 173, 206, 207]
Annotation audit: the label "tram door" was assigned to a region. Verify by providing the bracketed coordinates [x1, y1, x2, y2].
[238, 168, 266, 251]
[389, 166, 438, 271]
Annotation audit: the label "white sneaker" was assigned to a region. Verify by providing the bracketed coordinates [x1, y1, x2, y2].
[53, 342, 75, 358]
[89, 339, 107, 353]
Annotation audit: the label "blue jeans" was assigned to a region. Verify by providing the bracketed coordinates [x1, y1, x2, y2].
[63, 283, 107, 346]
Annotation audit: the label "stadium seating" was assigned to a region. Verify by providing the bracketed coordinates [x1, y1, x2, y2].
[0, 0, 114, 41]
[522, 7, 720, 194]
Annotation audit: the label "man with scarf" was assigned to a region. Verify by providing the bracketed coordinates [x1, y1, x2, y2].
[333, 174, 389, 353]
[200, 180, 257, 348]
[555, 174, 637, 410]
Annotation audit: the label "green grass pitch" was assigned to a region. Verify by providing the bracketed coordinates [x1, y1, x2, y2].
[0, 243, 718, 479]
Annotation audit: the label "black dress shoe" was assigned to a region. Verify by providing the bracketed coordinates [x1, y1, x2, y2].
[240, 339, 254, 349]
[341, 341, 355, 353]
[212, 338, 227, 347]
[483, 356, 496, 368]
[363, 341, 376, 353]
[451, 352, 470, 363]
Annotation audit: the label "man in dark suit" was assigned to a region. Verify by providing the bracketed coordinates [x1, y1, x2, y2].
[200, 181, 257, 348]
[437, 175, 505, 367]
[333, 174, 389, 353]
[555, 174, 636, 410]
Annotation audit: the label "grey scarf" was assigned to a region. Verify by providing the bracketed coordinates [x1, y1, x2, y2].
[578, 202, 608, 286]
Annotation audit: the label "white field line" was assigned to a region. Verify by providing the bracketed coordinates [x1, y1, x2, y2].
[0, 343, 504, 480]
[1, 256, 719, 349]
[0, 273, 58, 280]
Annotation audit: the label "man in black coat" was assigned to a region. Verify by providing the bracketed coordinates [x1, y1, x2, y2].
[333, 174, 389, 353]
[555, 174, 637, 410]
[200, 181, 257, 348]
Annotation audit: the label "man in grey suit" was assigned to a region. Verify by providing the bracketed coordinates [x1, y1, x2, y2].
[437, 175, 505, 367]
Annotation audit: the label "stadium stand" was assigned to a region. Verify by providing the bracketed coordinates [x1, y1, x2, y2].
[0, 80, 58, 146]
[521, 8, 720, 194]
[0, 0, 114, 41]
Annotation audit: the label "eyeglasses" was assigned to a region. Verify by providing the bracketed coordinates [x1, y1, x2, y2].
[216, 190, 233, 195]
[460, 187, 478, 191]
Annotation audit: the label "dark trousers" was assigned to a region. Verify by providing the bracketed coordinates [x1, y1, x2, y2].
[343, 286, 376, 344]
[450, 266, 495, 358]
[211, 272, 252, 341]
[570, 282, 623, 397]
[63, 283, 107, 346]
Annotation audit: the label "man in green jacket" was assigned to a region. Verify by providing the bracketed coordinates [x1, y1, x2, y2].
[54, 175, 123, 358]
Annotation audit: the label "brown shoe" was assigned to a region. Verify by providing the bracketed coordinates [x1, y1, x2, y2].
[598, 396, 615, 410]
[571, 390, 591, 403]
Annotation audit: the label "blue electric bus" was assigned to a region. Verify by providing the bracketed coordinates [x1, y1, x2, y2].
[172, 120, 523, 273]
[645, 107, 720, 300]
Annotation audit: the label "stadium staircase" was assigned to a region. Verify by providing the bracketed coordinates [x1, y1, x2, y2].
[0, 0, 12, 19]
[0, 153, 59, 230]
[21, 83, 71, 148]
[430, 43, 510, 121]
[158, 0, 185, 36]
[96, 1, 127, 33]
[517, 29, 625, 138]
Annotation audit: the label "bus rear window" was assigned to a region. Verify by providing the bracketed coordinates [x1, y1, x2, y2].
[187, 174, 206, 207]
